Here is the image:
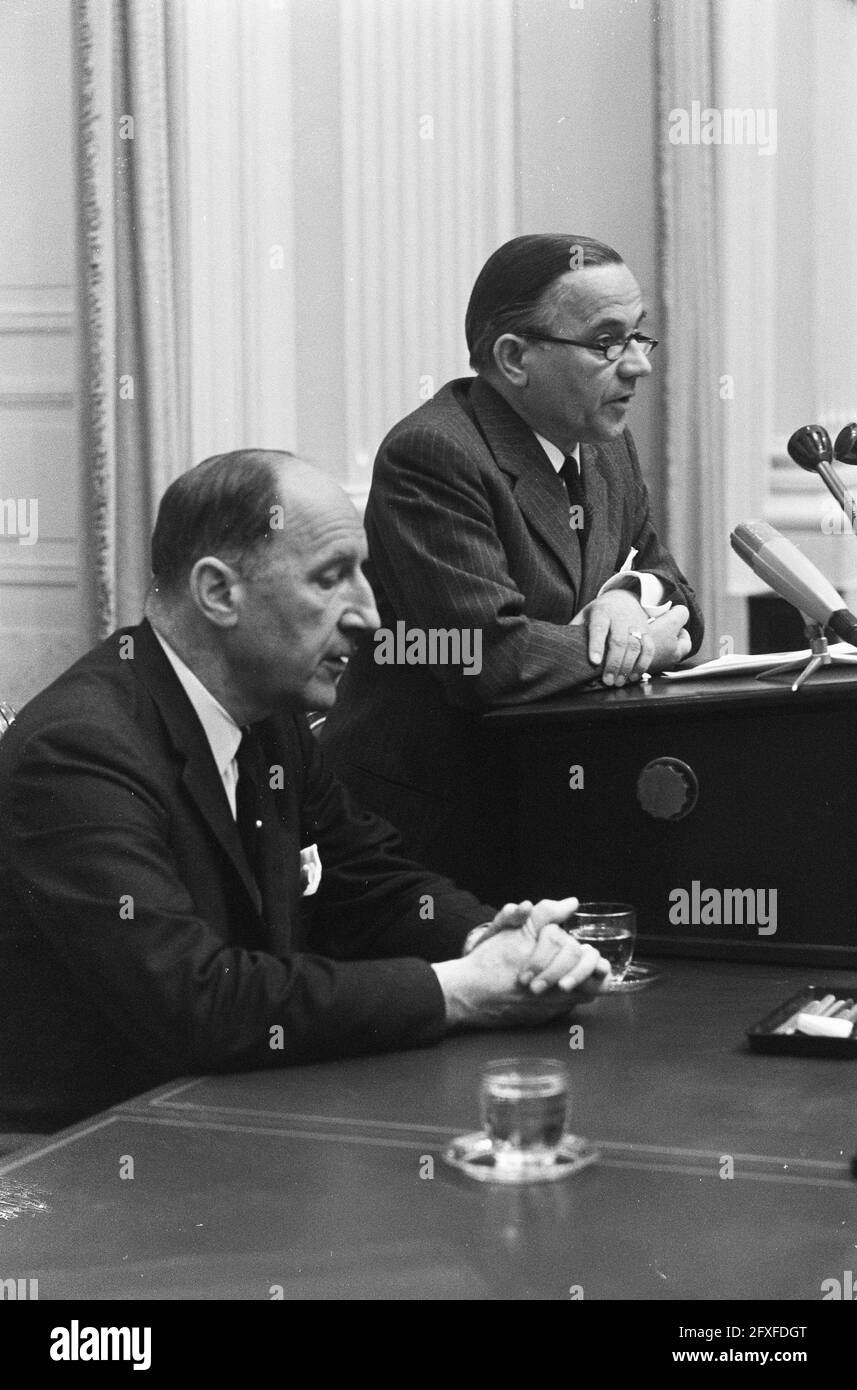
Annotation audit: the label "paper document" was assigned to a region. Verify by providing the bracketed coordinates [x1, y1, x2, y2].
[662, 641, 857, 681]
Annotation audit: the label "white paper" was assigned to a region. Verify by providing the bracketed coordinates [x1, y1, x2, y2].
[661, 641, 857, 681]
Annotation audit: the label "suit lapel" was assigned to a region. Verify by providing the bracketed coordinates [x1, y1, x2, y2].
[469, 378, 583, 594]
[181, 749, 263, 918]
[130, 620, 264, 917]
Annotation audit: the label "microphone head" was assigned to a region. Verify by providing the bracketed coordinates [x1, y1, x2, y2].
[834, 422, 857, 466]
[787, 424, 833, 472]
[730, 520, 776, 556]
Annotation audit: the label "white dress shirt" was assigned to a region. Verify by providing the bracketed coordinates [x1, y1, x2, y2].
[152, 629, 242, 817]
[533, 430, 670, 616]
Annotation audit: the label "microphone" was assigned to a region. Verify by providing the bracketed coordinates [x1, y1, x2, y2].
[730, 520, 857, 646]
[834, 423, 857, 467]
[787, 423, 857, 532]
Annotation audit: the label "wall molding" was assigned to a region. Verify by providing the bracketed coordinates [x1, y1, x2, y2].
[0, 560, 77, 587]
[0, 285, 73, 335]
[0, 375, 73, 408]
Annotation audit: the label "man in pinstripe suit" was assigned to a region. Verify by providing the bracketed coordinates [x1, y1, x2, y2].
[322, 235, 704, 890]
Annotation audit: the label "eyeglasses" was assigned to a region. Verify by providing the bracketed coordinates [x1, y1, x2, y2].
[522, 330, 658, 363]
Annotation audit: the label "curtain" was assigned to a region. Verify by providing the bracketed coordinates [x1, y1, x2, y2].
[656, 0, 729, 658]
[74, 0, 187, 641]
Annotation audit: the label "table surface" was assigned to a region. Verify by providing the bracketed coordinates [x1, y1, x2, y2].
[482, 664, 857, 726]
[2, 959, 855, 1301]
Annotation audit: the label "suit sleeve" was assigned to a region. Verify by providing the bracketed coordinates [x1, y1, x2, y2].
[368, 427, 602, 706]
[5, 716, 488, 1073]
[367, 425, 703, 710]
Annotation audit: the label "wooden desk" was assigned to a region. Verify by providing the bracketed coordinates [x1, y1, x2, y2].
[1, 960, 854, 1301]
[482, 668, 857, 965]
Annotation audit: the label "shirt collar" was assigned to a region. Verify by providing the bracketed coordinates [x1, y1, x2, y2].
[534, 433, 581, 475]
[152, 628, 242, 778]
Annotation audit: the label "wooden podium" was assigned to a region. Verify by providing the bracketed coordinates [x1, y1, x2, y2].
[482, 666, 857, 966]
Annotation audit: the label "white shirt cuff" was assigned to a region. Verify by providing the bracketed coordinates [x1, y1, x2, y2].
[597, 570, 672, 619]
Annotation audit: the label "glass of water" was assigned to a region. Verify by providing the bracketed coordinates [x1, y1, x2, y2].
[479, 1057, 570, 1173]
[569, 903, 637, 991]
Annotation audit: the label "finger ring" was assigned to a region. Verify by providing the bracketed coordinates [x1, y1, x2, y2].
[628, 630, 644, 642]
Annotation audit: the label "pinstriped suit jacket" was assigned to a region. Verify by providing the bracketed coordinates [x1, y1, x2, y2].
[322, 376, 703, 873]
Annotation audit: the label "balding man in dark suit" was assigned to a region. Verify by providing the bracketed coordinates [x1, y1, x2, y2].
[322, 235, 704, 888]
[0, 450, 608, 1135]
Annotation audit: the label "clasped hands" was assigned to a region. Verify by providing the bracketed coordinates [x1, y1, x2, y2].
[472, 897, 609, 995]
[571, 588, 692, 687]
[434, 896, 610, 1029]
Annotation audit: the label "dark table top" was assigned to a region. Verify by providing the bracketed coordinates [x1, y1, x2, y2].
[1, 959, 855, 1300]
[482, 664, 857, 726]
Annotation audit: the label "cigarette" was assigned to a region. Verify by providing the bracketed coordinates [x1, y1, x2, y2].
[795, 1013, 854, 1038]
[774, 995, 831, 1035]
[816, 995, 843, 1017]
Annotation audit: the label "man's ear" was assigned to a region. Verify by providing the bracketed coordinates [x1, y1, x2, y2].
[491, 333, 532, 389]
[188, 556, 243, 629]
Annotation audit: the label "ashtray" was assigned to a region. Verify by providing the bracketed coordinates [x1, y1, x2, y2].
[747, 984, 857, 1057]
[442, 1131, 600, 1183]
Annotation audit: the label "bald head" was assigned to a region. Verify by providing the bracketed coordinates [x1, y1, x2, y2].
[267, 455, 360, 547]
[150, 449, 355, 595]
[146, 449, 378, 723]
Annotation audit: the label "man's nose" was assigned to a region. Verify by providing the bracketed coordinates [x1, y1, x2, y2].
[343, 572, 380, 631]
[617, 341, 653, 378]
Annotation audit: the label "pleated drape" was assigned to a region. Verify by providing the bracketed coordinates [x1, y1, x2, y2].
[74, 0, 187, 640]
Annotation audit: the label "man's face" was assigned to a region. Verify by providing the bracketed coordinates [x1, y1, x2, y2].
[516, 262, 653, 450]
[229, 473, 379, 714]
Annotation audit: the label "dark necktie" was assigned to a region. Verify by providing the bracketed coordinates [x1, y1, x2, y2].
[560, 455, 591, 552]
[235, 727, 263, 884]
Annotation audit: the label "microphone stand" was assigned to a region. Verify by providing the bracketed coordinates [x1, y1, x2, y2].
[816, 459, 857, 537]
[761, 619, 832, 692]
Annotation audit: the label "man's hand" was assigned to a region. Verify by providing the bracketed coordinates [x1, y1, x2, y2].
[432, 897, 610, 1029]
[645, 606, 692, 672]
[571, 589, 654, 686]
[572, 592, 691, 684]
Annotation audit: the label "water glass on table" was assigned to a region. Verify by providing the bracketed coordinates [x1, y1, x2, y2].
[443, 1057, 600, 1182]
[479, 1057, 570, 1173]
[569, 903, 637, 991]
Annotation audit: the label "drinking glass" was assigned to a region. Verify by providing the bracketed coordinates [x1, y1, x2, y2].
[479, 1057, 570, 1172]
[569, 903, 637, 991]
